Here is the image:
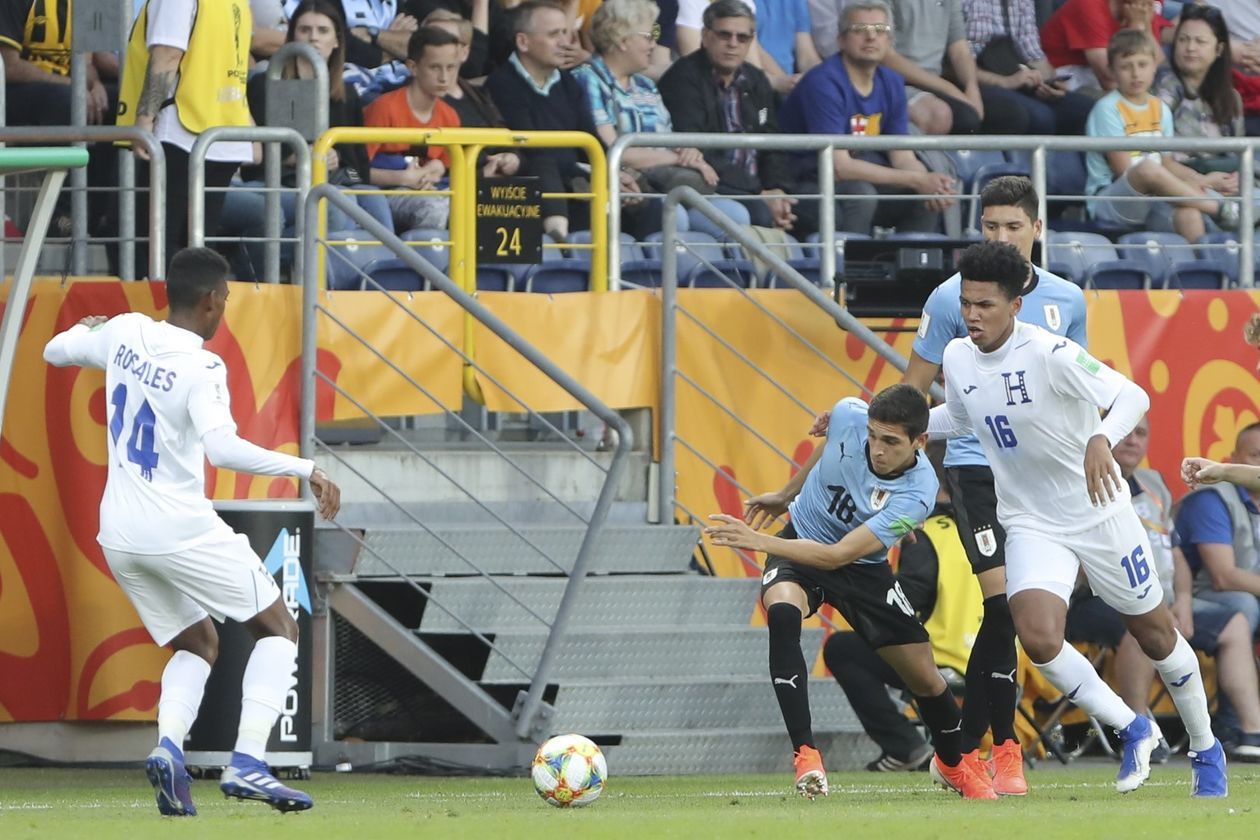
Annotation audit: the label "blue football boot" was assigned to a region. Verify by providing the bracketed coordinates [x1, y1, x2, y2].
[1116, 714, 1162, 793]
[1189, 739, 1228, 798]
[145, 737, 196, 816]
[219, 752, 313, 812]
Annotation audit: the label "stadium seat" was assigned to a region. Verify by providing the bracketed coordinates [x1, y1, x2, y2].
[475, 265, 528, 291]
[1166, 260, 1232, 289]
[398, 227, 451, 274]
[947, 149, 1006, 193]
[362, 258, 426, 292]
[1045, 151, 1087, 219]
[323, 229, 398, 290]
[566, 230, 641, 265]
[522, 260, 591, 293]
[1084, 261, 1155, 290]
[1197, 231, 1252, 285]
[1116, 231, 1192, 288]
[1047, 231, 1118, 286]
[643, 231, 754, 288]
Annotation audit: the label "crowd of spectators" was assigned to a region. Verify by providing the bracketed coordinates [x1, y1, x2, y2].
[6, 0, 1260, 276]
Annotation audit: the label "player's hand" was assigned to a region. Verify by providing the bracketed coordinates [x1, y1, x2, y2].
[808, 409, 831, 438]
[1172, 599, 1194, 639]
[1084, 434, 1123, 506]
[1181, 456, 1226, 487]
[310, 467, 341, 520]
[743, 492, 789, 530]
[78, 315, 108, 328]
[705, 513, 765, 551]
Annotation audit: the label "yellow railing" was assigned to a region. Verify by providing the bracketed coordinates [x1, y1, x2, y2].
[310, 127, 609, 403]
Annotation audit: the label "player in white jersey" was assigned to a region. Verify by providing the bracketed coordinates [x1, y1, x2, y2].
[43, 248, 342, 816]
[928, 240, 1227, 797]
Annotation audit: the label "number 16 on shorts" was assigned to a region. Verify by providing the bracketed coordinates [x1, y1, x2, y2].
[1120, 545, 1150, 589]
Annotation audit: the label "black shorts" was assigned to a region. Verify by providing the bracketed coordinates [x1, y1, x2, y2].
[760, 524, 930, 650]
[945, 465, 1006, 574]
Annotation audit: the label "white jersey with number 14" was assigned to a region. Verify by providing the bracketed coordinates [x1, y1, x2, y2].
[44, 312, 247, 554]
[937, 320, 1138, 535]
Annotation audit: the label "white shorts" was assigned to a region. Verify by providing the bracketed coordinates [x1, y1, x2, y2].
[1005, 507, 1165, 616]
[103, 529, 282, 646]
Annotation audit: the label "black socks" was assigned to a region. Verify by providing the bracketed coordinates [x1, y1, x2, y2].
[767, 602, 814, 751]
[916, 688, 964, 766]
[962, 594, 1018, 750]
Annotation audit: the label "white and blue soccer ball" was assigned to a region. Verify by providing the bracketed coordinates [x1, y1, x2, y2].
[531, 734, 607, 808]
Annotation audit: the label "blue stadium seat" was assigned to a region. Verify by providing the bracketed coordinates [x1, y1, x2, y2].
[1166, 260, 1232, 289]
[947, 149, 1006, 193]
[567, 230, 641, 265]
[1047, 231, 1118, 286]
[1117, 231, 1192, 288]
[476, 265, 528, 291]
[1197, 231, 1248, 285]
[363, 258, 426, 292]
[522, 260, 591, 293]
[398, 227, 451, 274]
[323, 229, 398, 290]
[643, 231, 754, 287]
[1085, 261, 1154, 290]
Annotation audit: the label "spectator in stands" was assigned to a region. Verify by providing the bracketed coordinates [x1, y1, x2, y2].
[1040, 0, 1172, 94]
[825, 466, 983, 773]
[1177, 422, 1260, 643]
[2, 0, 118, 235]
[678, 0, 798, 93]
[1157, 3, 1249, 201]
[1085, 30, 1237, 242]
[335, 0, 419, 66]
[1213, 0, 1260, 135]
[363, 26, 463, 230]
[962, 0, 1095, 135]
[220, 0, 394, 278]
[404, 0, 505, 76]
[485, 0, 618, 240]
[117, 0, 254, 276]
[252, 0, 291, 62]
[754, 0, 823, 84]
[1105, 416, 1260, 762]
[574, 0, 753, 237]
[779, 0, 954, 235]
[657, 0, 798, 231]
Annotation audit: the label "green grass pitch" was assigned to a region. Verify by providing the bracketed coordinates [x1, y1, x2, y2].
[0, 763, 1256, 839]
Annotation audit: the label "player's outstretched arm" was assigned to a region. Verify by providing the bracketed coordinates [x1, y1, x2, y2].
[43, 315, 113, 368]
[704, 515, 885, 571]
[201, 428, 340, 520]
[743, 440, 828, 529]
[309, 466, 341, 520]
[1182, 456, 1260, 491]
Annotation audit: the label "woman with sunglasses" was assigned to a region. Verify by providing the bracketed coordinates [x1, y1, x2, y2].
[1155, 4, 1250, 204]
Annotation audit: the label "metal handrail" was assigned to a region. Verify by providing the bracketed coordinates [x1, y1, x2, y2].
[609, 133, 1259, 288]
[189, 126, 311, 284]
[0, 126, 165, 279]
[658, 185, 946, 524]
[301, 183, 634, 741]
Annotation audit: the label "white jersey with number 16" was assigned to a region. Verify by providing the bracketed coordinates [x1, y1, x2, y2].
[44, 312, 253, 554]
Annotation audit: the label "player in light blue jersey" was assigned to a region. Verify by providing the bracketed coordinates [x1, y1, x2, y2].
[706, 384, 998, 801]
[907, 176, 1085, 793]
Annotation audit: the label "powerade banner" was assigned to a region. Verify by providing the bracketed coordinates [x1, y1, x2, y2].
[185, 503, 314, 760]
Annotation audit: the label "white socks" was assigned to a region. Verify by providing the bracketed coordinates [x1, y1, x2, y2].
[1035, 642, 1137, 730]
[1152, 632, 1215, 752]
[157, 650, 212, 748]
[234, 636, 298, 760]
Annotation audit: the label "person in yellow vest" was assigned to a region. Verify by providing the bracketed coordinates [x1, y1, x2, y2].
[117, 0, 254, 277]
[823, 455, 985, 772]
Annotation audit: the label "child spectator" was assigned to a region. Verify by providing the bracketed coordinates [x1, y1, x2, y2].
[1085, 29, 1236, 241]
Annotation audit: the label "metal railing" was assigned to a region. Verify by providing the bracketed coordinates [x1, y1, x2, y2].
[0, 126, 166, 280]
[189, 126, 312, 284]
[656, 185, 945, 527]
[609, 133, 1259, 289]
[300, 183, 633, 742]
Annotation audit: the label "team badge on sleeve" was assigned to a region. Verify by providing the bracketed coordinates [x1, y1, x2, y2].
[916, 313, 931, 339]
[870, 487, 890, 510]
[1043, 304, 1061, 331]
[975, 527, 998, 557]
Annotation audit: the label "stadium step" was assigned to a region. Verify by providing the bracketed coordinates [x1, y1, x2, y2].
[602, 728, 877, 775]
[342, 524, 701, 576]
[413, 575, 758, 631]
[545, 677, 860, 733]
[451, 625, 825, 683]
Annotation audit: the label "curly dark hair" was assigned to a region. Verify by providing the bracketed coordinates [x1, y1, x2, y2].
[958, 240, 1027, 301]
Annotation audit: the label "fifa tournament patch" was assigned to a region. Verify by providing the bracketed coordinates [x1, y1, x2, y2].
[975, 527, 998, 557]
[1074, 349, 1101, 375]
[916, 313, 930, 339]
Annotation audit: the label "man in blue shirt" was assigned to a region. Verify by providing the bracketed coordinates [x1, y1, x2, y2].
[778, 0, 955, 234]
[904, 175, 1086, 795]
[706, 384, 997, 800]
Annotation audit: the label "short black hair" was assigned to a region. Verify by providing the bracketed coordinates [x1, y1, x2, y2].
[166, 247, 228, 312]
[868, 383, 929, 440]
[980, 175, 1039, 222]
[408, 25, 460, 62]
[958, 240, 1027, 301]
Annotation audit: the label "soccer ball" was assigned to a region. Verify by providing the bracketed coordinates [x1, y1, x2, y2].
[531, 734, 607, 807]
